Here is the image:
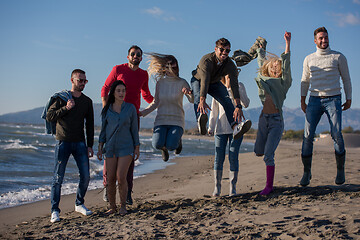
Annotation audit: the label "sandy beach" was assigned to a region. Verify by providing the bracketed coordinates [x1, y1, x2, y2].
[0, 134, 359, 239]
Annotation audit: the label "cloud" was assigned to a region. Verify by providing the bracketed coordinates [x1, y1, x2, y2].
[353, 0, 360, 5]
[144, 7, 163, 17]
[329, 12, 360, 27]
[143, 6, 177, 21]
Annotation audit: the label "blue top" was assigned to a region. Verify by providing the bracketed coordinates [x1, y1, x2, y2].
[99, 102, 140, 158]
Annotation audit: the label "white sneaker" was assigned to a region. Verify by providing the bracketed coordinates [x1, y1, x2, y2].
[198, 113, 208, 135]
[233, 119, 252, 140]
[103, 187, 109, 202]
[50, 211, 60, 223]
[75, 204, 93, 216]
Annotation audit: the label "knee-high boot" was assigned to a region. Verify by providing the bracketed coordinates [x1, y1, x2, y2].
[229, 171, 238, 196]
[213, 170, 223, 197]
[300, 155, 312, 186]
[335, 152, 346, 185]
[260, 165, 275, 195]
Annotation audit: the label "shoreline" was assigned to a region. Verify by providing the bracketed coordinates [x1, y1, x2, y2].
[1, 139, 359, 239]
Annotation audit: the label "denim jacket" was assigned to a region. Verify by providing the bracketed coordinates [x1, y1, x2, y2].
[41, 90, 72, 134]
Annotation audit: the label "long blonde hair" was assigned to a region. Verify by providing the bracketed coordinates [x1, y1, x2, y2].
[146, 53, 179, 81]
[260, 52, 282, 78]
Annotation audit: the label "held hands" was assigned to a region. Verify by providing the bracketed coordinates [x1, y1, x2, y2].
[182, 87, 192, 95]
[66, 99, 75, 110]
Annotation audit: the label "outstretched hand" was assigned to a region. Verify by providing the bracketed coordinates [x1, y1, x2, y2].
[197, 100, 211, 115]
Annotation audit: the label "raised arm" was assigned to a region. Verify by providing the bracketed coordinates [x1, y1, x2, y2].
[284, 31, 291, 54]
[281, 31, 292, 91]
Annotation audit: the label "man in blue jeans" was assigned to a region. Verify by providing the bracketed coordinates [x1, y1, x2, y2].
[191, 38, 251, 139]
[300, 27, 352, 186]
[46, 69, 94, 223]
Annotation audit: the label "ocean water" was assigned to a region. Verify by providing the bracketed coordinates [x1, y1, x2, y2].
[0, 123, 254, 209]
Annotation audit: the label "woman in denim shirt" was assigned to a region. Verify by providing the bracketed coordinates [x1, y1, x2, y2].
[97, 81, 140, 215]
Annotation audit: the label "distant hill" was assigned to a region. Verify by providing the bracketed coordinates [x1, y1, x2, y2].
[1, 103, 359, 133]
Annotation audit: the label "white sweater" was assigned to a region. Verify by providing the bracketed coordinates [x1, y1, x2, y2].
[141, 76, 193, 129]
[301, 47, 352, 100]
[208, 83, 250, 135]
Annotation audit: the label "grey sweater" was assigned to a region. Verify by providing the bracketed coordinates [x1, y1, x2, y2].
[141, 76, 193, 129]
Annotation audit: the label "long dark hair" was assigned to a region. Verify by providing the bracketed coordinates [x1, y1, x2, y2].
[101, 80, 126, 117]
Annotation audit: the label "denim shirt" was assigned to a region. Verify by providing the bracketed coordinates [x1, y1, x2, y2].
[99, 102, 139, 158]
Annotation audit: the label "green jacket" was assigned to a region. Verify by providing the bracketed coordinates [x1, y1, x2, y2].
[192, 52, 240, 99]
[255, 48, 292, 113]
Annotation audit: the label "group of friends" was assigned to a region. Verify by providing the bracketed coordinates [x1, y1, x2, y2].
[43, 26, 352, 223]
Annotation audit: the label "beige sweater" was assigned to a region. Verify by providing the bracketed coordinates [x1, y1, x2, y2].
[301, 47, 352, 100]
[141, 76, 193, 129]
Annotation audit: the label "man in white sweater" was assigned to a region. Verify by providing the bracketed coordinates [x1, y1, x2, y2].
[300, 27, 352, 187]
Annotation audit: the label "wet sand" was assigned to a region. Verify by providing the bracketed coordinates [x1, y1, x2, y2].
[0, 136, 359, 239]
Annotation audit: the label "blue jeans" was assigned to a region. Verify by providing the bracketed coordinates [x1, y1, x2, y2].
[214, 134, 243, 171]
[302, 95, 345, 157]
[254, 112, 284, 166]
[51, 141, 90, 213]
[191, 77, 236, 127]
[152, 125, 184, 151]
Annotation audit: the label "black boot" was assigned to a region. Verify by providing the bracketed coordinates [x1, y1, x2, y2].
[175, 139, 182, 155]
[126, 189, 133, 205]
[335, 152, 346, 185]
[300, 155, 312, 186]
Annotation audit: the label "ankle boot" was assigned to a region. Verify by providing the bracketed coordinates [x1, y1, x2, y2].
[126, 189, 133, 205]
[229, 171, 238, 196]
[335, 152, 346, 185]
[213, 170, 223, 196]
[260, 165, 275, 195]
[300, 155, 312, 186]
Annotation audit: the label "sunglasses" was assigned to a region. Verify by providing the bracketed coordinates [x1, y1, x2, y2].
[130, 52, 142, 57]
[218, 47, 231, 54]
[74, 78, 88, 84]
